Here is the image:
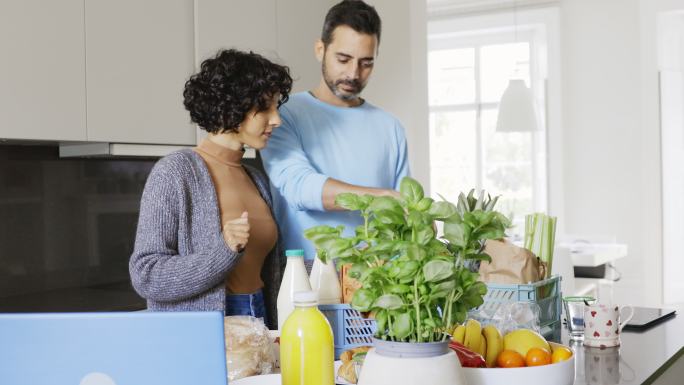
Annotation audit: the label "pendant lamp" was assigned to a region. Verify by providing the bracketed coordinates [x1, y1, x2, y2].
[495, 0, 539, 133]
[495, 79, 539, 132]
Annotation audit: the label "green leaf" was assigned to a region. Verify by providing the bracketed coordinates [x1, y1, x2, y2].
[375, 309, 388, 334]
[443, 222, 468, 248]
[370, 196, 404, 213]
[427, 201, 458, 219]
[367, 240, 397, 255]
[406, 211, 426, 228]
[335, 193, 366, 211]
[373, 294, 404, 310]
[422, 260, 453, 282]
[427, 239, 449, 254]
[415, 226, 434, 246]
[400, 177, 424, 205]
[374, 209, 406, 226]
[392, 313, 413, 340]
[484, 195, 500, 211]
[387, 284, 412, 294]
[464, 253, 492, 263]
[396, 260, 420, 279]
[415, 197, 434, 211]
[404, 244, 427, 261]
[348, 263, 367, 279]
[303, 225, 342, 242]
[430, 280, 456, 299]
[351, 289, 376, 312]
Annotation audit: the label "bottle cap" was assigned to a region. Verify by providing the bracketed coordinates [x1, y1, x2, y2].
[293, 291, 318, 306]
[285, 249, 305, 257]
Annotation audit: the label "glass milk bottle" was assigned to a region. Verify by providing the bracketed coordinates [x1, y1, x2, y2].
[277, 249, 312, 331]
[309, 254, 342, 304]
[280, 291, 334, 385]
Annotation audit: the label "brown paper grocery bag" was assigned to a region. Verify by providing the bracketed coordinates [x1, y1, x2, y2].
[341, 264, 362, 304]
[479, 239, 546, 284]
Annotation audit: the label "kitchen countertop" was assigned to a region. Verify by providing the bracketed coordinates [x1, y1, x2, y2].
[564, 308, 683, 384]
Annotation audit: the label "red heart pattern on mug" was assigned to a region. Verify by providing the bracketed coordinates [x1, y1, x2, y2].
[585, 304, 631, 348]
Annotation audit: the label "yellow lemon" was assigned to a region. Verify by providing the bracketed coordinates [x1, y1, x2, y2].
[551, 346, 573, 363]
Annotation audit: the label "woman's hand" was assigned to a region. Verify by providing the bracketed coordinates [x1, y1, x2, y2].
[223, 211, 250, 252]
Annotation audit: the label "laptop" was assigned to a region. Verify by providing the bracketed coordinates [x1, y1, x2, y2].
[623, 306, 676, 331]
[0, 311, 227, 385]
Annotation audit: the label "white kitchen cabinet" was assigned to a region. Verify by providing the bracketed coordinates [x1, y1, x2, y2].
[85, 0, 195, 145]
[275, 0, 337, 93]
[194, 0, 277, 145]
[0, 0, 87, 141]
[195, 0, 278, 63]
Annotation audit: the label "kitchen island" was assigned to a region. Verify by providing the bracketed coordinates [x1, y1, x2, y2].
[564, 308, 683, 385]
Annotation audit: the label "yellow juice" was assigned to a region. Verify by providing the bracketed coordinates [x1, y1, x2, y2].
[280, 303, 334, 385]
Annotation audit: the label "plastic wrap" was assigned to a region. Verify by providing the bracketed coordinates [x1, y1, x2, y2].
[224, 316, 275, 381]
[470, 301, 542, 336]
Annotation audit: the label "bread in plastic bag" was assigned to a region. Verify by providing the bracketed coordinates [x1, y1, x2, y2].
[224, 316, 275, 381]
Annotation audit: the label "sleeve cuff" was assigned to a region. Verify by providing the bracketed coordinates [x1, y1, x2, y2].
[209, 235, 243, 271]
[300, 173, 328, 212]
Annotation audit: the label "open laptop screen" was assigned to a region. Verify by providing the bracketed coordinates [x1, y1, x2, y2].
[0, 311, 227, 385]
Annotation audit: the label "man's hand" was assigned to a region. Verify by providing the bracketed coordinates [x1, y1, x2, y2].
[322, 178, 400, 211]
[223, 211, 250, 252]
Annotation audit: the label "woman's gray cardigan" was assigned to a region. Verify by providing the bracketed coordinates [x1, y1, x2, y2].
[129, 149, 284, 329]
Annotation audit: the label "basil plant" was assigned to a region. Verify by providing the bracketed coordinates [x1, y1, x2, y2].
[304, 177, 510, 343]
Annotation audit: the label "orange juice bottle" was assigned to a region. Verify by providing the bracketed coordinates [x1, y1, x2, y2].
[280, 291, 334, 385]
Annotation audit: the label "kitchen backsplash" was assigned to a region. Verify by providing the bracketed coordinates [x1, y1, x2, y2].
[0, 144, 266, 312]
[0, 144, 156, 311]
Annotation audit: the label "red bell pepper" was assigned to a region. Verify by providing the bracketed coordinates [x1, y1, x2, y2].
[448, 341, 486, 368]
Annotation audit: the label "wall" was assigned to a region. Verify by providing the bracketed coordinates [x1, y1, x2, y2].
[365, 0, 431, 190]
[426, 0, 684, 306]
[561, 0, 684, 307]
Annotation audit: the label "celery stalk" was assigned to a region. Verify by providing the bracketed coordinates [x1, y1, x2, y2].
[524, 213, 557, 279]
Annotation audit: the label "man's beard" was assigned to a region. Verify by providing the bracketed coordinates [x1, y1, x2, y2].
[322, 61, 364, 101]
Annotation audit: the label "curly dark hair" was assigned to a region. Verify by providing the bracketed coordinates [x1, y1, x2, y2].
[183, 49, 292, 134]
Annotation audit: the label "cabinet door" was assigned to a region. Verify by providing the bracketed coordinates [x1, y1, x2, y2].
[0, 0, 86, 141]
[195, 0, 277, 63]
[275, 0, 337, 93]
[194, 0, 277, 145]
[85, 0, 195, 145]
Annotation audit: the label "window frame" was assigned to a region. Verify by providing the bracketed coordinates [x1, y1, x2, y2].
[427, 5, 564, 237]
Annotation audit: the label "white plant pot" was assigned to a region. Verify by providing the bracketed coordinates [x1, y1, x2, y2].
[357, 338, 467, 385]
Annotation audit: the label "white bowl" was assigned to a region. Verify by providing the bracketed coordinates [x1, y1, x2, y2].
[462, 350, 575, 385]
[230, 374, 280, 385]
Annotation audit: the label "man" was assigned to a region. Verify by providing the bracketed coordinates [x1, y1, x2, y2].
[261, 0, 410, 259]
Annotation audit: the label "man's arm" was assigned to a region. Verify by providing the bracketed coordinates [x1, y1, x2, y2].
[262, 106, 400, 213]
[322, 178, 400, 211]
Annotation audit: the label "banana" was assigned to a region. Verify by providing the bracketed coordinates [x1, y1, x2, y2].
[476, 334, 487, 357]
[463, 319, 482, 351]
[482, 324, 503, 368]
[451, 324, 466, 344]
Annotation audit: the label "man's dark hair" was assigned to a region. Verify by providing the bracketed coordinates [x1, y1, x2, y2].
[183, 49, 292, 134]
[321, 0, 381, 47]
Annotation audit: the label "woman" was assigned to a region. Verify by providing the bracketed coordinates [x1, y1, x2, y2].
[129, 49, 292, 329]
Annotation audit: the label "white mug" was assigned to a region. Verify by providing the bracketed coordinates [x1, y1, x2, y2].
[584, 346, 636, 384]
[584, 303, 634, 348]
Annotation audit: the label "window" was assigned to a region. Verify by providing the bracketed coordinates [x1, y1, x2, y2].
[428, 25, 548, 235]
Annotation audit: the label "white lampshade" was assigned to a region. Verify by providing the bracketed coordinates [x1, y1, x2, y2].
[496, 79, 539, 132]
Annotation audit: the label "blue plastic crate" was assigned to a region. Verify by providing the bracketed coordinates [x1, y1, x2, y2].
[318, 304, 376, 359]
[469, 275, 563, 341]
